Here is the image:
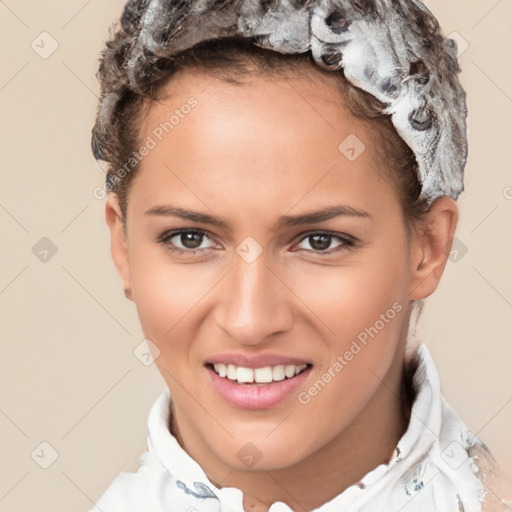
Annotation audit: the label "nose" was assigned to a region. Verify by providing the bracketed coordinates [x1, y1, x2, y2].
[215, 253, 294, 346]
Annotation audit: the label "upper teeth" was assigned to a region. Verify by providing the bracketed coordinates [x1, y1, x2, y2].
[213, 363, 308, 384]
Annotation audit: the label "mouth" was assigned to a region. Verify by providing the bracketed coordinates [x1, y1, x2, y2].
[204, 360, 313, 410]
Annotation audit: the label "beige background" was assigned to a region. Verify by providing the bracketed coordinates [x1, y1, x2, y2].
[0, 0, 511, 510]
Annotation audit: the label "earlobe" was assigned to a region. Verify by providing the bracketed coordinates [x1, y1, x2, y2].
[104, 196, 133, 301]
[408, 197, 459, 301]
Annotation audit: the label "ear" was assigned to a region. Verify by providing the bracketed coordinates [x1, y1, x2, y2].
[104, 196, 132, 300]
[408, 196, 459, 300]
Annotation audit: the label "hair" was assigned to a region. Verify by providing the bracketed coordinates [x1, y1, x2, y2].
[91, 5, 438, 235]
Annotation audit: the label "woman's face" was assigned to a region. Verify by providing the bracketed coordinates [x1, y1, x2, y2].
[108, 67, 426, 472]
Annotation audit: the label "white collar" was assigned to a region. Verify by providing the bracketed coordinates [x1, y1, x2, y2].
[144, 343, 495, 511]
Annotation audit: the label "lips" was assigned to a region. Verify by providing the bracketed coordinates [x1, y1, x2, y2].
[204, 353, 313, 409]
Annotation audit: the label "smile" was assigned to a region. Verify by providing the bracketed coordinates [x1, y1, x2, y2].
[206, 361, 313, 410]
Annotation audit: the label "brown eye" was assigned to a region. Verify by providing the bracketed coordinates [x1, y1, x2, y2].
[309, 234, 332, 251]
[295, 232, 355, 253]
[178, 231, 204, 249]
[159, 229, 217, 254]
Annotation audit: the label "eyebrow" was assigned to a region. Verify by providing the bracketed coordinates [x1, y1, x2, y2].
[144, 204, 371, 231]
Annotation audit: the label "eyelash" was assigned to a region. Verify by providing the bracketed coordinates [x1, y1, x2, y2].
[157, 229, 357, 256]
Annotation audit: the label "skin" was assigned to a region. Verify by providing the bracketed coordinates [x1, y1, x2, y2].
[105, 66, 458, 511]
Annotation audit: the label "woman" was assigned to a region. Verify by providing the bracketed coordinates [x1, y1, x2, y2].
[89, 0, 510, 510]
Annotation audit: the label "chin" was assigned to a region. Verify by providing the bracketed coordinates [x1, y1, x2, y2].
[210, 430, 318, 472]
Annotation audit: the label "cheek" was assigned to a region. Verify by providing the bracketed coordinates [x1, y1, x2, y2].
[294, 299, 408, 449]
[128, 248, 213, 345]
[289, 241, 410, 430]
[287, 244, 410, 344]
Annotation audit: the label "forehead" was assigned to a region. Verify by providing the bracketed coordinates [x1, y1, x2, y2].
[141, 66, 349, 135]
[131, 68, 397, 217]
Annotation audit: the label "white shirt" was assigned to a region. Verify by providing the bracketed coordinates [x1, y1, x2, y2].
[90, 344, 509, 511]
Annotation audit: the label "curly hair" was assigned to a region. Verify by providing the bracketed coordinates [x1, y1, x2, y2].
[91, 0, 463, 230]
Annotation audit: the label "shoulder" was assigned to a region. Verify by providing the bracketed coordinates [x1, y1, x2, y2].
[89, 449, 224, 512]
[468, 440, 512, 512]
[435, 396, 511, 512]
[89, 451, 174, 512]
[390, 344, 511, 512]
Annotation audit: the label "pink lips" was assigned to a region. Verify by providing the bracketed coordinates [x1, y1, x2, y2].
[205, 353, 312, 410]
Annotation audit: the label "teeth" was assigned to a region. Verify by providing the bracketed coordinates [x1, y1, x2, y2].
[295, 364, 307, 375]
[254, 367, 273, 383]
[237, 366, 254, 383]
[284, 365, 296, 378]
[212, 362, 308, 384]
[272, 365, 285, 381]
[214, 363, 227, 377]
[227, 364, 237, 380]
